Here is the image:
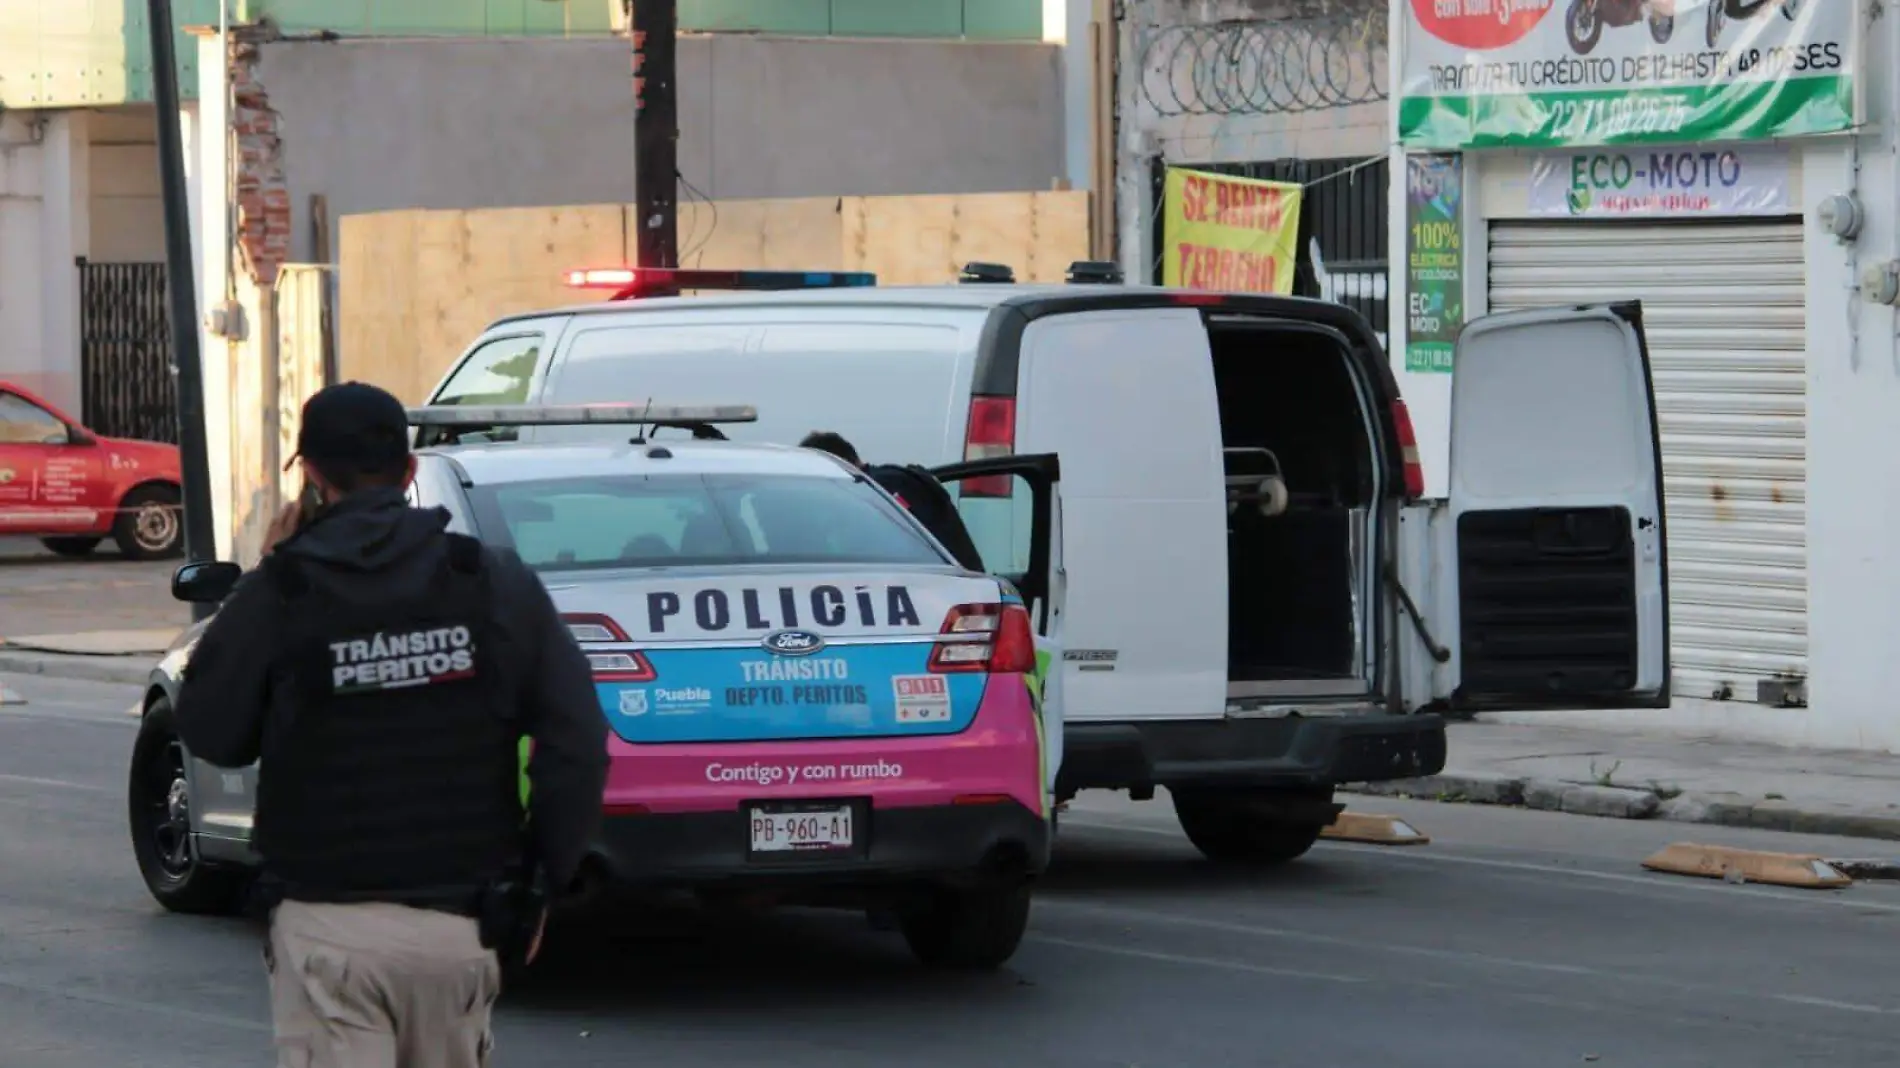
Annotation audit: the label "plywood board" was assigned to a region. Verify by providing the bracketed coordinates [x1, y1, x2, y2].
[677, 196, 842, 271]
[338, 190, 1088, 407]
[341, 204, 627, 403]
[841, 190, 1090, 284]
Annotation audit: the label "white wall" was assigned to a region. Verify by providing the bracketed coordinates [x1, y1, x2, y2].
[86, 109, 165, 263]
[0, 110, 87, 416]
[1384, 6, 1900, 752]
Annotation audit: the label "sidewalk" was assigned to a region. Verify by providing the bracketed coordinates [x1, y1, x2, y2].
[1347, 720, 1900, 844]
[0, 628, 178, 686]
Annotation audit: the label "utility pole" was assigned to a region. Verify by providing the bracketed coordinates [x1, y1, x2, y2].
[630, 0, 679, 269]
[147, 0, 219, 620]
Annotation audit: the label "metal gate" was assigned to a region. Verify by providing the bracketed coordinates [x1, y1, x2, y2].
[1152, 156, 1390, 344]
[77, 259, 177, 443]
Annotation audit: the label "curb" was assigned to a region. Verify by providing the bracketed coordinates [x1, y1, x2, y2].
[1343, 772, 1900, 845]
[0, 649, 154, 687]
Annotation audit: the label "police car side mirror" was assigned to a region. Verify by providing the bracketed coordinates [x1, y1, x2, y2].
[172, 561, 243, 604]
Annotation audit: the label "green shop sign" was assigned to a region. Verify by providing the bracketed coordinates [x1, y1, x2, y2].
[1399, 1, 1857, 149]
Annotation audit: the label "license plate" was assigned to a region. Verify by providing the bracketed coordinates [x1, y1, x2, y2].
[747, 805, 854, 853]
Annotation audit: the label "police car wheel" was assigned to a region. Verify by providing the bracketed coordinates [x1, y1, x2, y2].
[127, 700, 249, 915]
[1172, 791, 1326, 866]
[898, 881, 1033, 971]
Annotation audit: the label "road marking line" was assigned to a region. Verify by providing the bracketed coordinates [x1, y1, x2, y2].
[1029, 935, 1366, 984]
[1774, 994, 1895, 1015]
[1058, 814, 1900, 915]
[0, 773, 108, 792]
[1038, 897, 1900, 1019]
[0, 974, 269, 1033]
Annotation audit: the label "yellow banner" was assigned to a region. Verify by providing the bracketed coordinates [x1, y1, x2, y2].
[1161, 167, 1302, 295]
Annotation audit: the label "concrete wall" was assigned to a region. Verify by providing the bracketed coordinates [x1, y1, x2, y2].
[249, 34, 1067, 262]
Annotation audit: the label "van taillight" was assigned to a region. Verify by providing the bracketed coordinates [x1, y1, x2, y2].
[560, 613, 657, 682]
[1391, 400, 1426, 499]
[961, 395, 1016, 498]
[928, 602, 1036, 675]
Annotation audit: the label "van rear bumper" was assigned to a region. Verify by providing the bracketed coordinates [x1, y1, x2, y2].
[1054, 713, 1447, 796]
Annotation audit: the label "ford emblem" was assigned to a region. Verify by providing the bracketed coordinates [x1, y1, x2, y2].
[762, 629, 825, 656]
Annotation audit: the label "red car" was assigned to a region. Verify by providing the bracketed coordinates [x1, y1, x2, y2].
[0, 381, 184, 560]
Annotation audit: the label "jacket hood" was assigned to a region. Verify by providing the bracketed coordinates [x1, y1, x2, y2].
[279, 486, 451, 573]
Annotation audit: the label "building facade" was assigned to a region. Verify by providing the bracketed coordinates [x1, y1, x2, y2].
[1386, 1, 1896, 751]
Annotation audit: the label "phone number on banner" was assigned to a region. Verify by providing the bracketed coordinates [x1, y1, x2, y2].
[1543, 94, 1693, 144]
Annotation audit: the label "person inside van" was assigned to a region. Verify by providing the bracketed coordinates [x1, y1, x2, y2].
[798, 430, 988, 574]
[798, 431, 860, 468]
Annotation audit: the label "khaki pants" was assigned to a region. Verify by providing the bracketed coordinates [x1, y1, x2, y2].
[266, 900, 502, 1068]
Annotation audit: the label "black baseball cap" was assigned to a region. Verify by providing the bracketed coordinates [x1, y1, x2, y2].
[284, 381, 411, 473]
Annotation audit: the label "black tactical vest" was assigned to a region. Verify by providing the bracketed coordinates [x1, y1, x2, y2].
[254, 534, 524, 903]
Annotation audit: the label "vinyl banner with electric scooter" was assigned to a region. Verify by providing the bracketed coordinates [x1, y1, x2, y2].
[1398, 0, 1857, 149]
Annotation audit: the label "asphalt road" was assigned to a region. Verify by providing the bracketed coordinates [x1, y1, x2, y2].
[0, 537, 182, 638]
[5, 672, 1900, 1068]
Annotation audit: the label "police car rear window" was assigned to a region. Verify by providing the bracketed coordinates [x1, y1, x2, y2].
[465, 473, 947, 572]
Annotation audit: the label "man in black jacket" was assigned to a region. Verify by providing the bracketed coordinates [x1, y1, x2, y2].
[797, 430, 988, 573]
[175, 382, 607, 1068]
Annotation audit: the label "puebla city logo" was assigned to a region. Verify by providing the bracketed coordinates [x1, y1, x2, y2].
[1411, 0, 1555, 50]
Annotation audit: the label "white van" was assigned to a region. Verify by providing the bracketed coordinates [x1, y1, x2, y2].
[417, 266, 1671, 864]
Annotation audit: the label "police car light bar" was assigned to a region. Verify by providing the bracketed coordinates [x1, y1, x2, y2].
[405, 403, 758, 428]
[564, 266, 876, 301]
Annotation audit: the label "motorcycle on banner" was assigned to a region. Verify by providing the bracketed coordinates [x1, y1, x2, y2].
[1566, 0, 1677, 55]
[1707, 0, 1800, 49]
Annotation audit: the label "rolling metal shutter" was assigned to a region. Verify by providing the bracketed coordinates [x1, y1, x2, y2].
[1487, 220, 1807, 705]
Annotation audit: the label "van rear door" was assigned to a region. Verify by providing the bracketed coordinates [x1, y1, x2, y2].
[1010, 308, 1228, 724]
[1436, 302, 1670, 710]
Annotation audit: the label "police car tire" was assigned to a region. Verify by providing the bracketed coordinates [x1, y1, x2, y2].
[898, 881, 1033, 971]
[128, 701, 250, 916]
[1172, 791, 1325, 866]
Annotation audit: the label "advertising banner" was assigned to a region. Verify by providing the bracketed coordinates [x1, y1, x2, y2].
[1399, 1, 1857, 150]
[1527, 142, 1793, 216]
[1161, 167, 1303, 295]
[1405, 155, 1465, 375]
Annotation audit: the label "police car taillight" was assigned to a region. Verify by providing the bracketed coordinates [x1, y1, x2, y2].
[561, 613, 657, 682]
[927, 603, 1035, 675]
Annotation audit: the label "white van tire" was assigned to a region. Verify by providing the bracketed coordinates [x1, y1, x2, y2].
[899, 881, 1033, 970]
[1172, 790, 1326, 865]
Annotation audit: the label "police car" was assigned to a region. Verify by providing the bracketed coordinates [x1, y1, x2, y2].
[128, 404, 1058, 970]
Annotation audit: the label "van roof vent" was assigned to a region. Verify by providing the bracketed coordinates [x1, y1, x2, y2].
[1065, 260, 1123, 285]
[959, 262, 1016, 284]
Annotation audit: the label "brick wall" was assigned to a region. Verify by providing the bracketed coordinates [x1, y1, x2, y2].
[229, 29, 292, 286]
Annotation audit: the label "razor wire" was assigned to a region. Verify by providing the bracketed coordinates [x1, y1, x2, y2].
[1136, 12, 1388, 118]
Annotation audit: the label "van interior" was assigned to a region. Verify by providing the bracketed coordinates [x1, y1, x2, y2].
[1207, 318, 1379, 699]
